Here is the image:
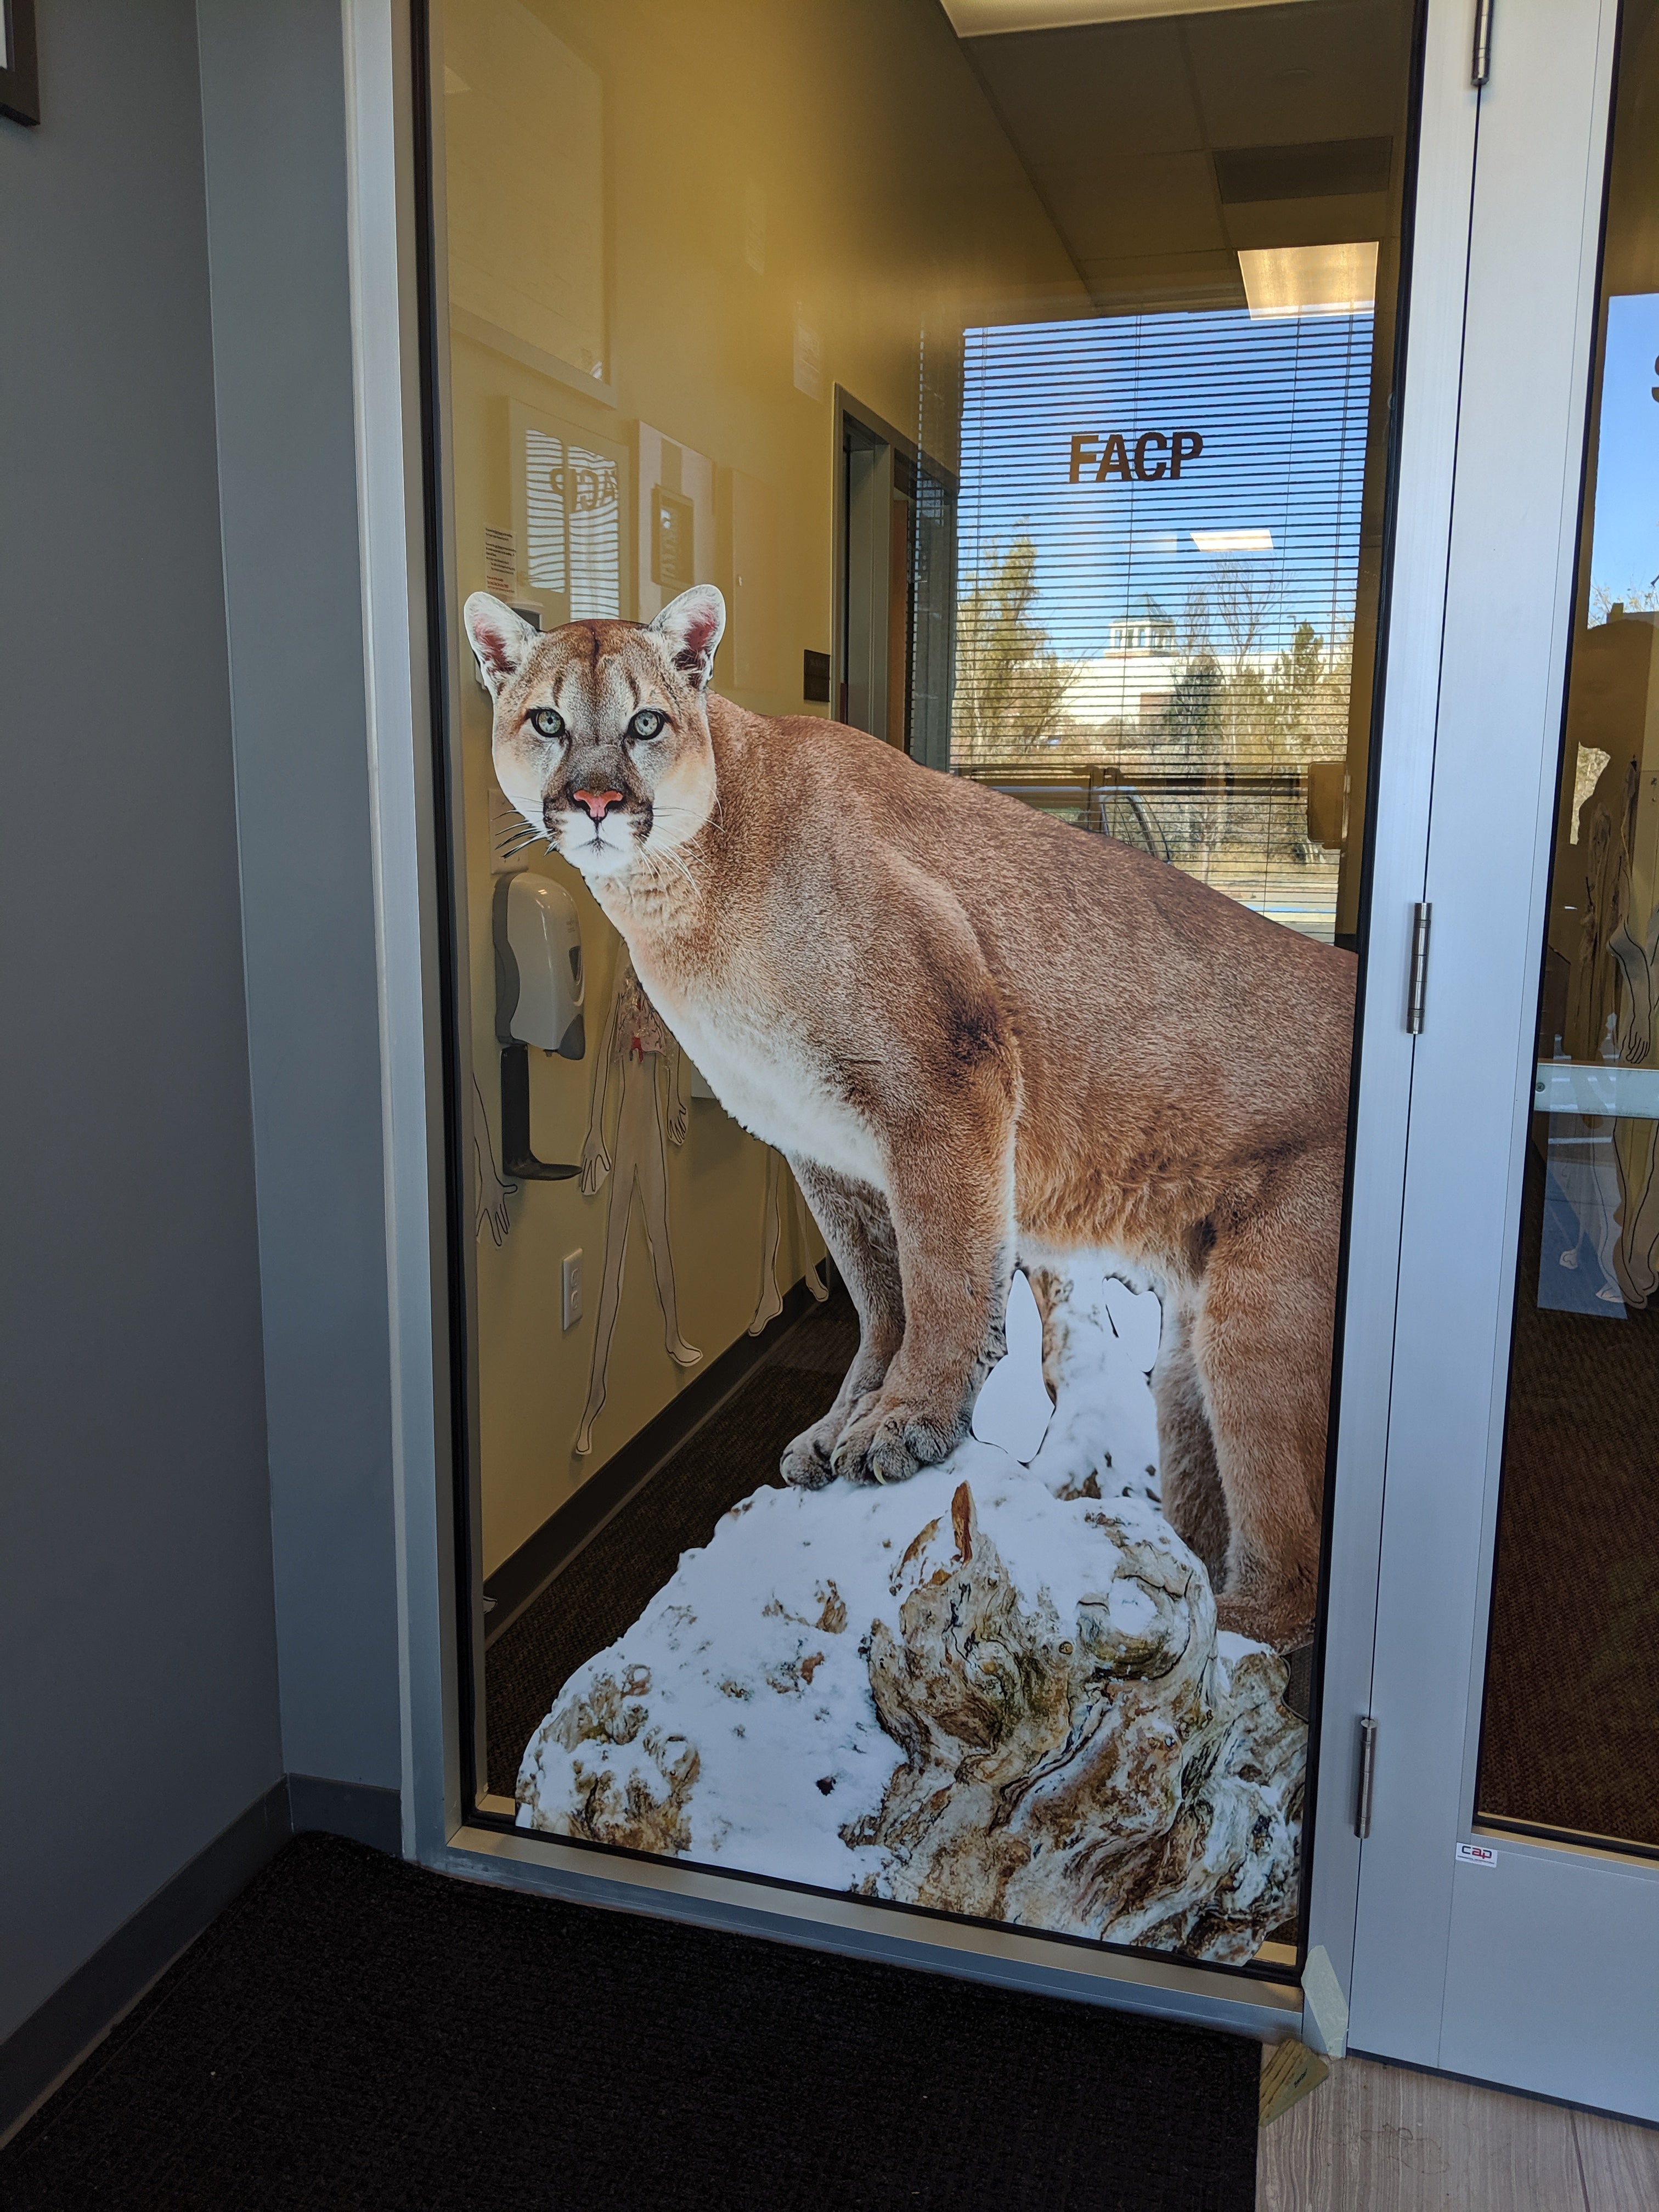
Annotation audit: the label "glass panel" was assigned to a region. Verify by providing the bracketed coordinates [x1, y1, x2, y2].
[427, 0, 1418, 1966]
[1477, 3, 1659, 1856]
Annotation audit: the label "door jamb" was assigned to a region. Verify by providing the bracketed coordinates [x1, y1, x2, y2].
[347, 0, 1483, 2052]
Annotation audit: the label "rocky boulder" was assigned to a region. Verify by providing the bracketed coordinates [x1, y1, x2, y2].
[515, 1263, 1304, 1964]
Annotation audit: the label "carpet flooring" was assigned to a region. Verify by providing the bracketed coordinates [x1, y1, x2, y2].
[486, 1288, 860, 1798]
[1, 1833, 1260, 2211]
[1477, 1150, 1659, 1849]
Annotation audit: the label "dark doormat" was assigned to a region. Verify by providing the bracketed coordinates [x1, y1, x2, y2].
[3, 1835, 1259, 2211]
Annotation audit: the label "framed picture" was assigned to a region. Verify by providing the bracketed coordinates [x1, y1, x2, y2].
[1, 0, 39, 127]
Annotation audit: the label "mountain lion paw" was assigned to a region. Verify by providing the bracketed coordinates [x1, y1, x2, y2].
[830, 1401, 958, 1486]
[780, 1420, 838, 1489]
[1214, 1589, 1316, 1656]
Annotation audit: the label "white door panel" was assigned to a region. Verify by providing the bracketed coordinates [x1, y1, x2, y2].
[1440, 1842, 1659, 2115]
[1350, 0, 1659, 2113]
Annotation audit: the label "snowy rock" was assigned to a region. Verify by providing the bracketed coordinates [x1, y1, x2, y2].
[516, 1260, 1304, 1964]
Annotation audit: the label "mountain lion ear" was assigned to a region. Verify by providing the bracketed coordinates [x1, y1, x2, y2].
[648, 584, 726, 690]
[464, 592, 535, 694]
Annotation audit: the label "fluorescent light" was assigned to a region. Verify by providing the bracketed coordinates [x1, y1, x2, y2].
[1192, 529, 1274, 553]
[943, 0, 1308, 30]
[1239, 242, 1379, 320]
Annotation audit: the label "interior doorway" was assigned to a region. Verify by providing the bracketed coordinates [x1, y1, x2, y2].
[835, 391, 956, 769]
[419, 0, 1421, 2032]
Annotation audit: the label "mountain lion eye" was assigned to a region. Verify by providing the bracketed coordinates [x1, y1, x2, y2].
[629, 709, 665, 740]
[528, 707, 565, 740]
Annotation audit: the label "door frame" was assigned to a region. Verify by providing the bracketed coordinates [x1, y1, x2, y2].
[345, 0, 1488, 2052]
[1301, 0, 1484, 2024]
[1350, 0, 1659, 2121]
[832, 386, 916, 743]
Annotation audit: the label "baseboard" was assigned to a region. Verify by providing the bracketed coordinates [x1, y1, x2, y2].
[0, 1779, 290, 2144]
[483, 1274, 834, 1643]
[0, 1773, 405, 2143]
[287, 1773, 403, 1855]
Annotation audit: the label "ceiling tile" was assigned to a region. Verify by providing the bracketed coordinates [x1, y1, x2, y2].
[1075, 246, 1246, 314]
[1222, 189, 1391, 251]
[1184, 0, 1409, 150]
[967, 19, 1203, 157]
[1034, 148, 1224, 257]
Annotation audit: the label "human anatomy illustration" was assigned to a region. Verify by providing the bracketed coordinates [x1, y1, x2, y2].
[749, 1149, 828, 1335]
[472, 1074, 516, 1246]
[574, 951, 700, 1456]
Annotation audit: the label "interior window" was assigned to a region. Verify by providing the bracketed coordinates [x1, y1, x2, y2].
[425, 0, 1419, 1972]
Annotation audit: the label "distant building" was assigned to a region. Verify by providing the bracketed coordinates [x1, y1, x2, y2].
[1065, 595, 1180, 732]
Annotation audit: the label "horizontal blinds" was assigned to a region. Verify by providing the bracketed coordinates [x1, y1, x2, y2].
[952, 308, 1375, 782]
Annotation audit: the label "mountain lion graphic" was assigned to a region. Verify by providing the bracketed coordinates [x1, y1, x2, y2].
[466, 584, 1355, 1653]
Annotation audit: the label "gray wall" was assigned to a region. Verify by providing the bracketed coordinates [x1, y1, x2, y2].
[0, 0, 283, 2044]
[196, 0, 405, 1800]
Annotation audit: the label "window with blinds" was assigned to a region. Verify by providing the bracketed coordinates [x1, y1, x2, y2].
[951, 301, 1378, 942]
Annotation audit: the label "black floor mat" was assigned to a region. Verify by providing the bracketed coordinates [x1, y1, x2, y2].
[486, 1289, 861, 1798]
[1, 1833, 1260, 2211]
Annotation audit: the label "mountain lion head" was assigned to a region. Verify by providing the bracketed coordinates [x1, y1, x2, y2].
[464, 585, 726, 885]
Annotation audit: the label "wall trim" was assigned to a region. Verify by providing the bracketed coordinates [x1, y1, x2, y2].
[287, 1773, 404, 1855]
[0, 1775, 402, 2145]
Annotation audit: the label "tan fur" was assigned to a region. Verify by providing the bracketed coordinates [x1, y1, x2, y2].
[465, 590, 1356, 1651]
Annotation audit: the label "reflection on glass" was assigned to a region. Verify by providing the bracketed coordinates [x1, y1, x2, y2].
[432, 0, 1416, 1962]
[952, 298, 1375, 939]
[1478, 3, 1659, 1854]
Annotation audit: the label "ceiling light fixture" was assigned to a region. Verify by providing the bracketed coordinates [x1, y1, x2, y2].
[1192, 529, 1274, 553]
[1238, 242, 1379, 320]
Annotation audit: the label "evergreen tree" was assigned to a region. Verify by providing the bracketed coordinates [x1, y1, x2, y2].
[952, 535, 1079, 757]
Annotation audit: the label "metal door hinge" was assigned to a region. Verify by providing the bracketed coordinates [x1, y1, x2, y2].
[1406, 902, 1432, 1034]
[1472, 0, 1493, 86]
[1355, 1714, 1379, 1838]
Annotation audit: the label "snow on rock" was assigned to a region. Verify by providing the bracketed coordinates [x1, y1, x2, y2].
[516, 1258, 1303, 1963]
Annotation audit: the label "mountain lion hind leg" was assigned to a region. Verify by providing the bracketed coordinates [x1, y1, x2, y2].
[1188, 1150, 1342, 1652]
[778, 1162, 905, 1489]
[1152, 1299, 1230, 1590]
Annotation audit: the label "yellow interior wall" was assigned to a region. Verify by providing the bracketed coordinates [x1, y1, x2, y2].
[438, 0, 1084, 1576]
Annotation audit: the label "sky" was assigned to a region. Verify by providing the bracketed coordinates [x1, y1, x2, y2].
[957, 306, 1376, 665]
[1588, 292, 1659, 617]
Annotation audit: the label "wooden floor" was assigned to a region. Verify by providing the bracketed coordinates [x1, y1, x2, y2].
[1259, 2055, 1659, 2210]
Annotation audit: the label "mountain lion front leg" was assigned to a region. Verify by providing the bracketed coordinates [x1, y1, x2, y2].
[778, 1160, 905, 1490]
[830, 1116, 1017, 1487]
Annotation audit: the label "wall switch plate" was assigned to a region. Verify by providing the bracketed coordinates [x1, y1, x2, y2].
[562, 1250, 583, 1330]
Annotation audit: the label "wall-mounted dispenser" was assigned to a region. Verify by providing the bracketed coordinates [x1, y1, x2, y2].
[492, 873, 585, 1181]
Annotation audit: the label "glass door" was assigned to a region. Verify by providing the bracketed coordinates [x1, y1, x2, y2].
[1355, 0, 1659, 2118]
[415, 0, 1443, 2020]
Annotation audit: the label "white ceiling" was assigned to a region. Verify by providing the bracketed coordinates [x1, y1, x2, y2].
[959, 0, 1410, 314]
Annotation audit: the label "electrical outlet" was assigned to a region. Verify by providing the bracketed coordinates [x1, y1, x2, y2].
[562, 1250, 583, 1330]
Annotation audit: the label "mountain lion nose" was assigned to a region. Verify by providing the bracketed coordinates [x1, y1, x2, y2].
[572, 788, 625, 822]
